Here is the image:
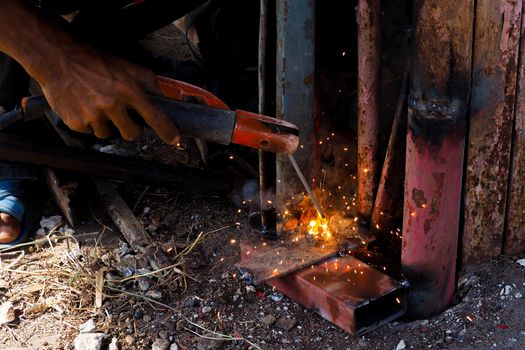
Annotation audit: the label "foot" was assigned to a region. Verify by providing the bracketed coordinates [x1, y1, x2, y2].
[0, 212, 21, 244]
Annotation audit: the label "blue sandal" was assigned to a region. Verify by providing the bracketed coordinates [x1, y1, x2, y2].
[0, 180, 28, 249]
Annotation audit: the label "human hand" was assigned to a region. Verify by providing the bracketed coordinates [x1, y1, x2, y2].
[39, 46, 180, 144]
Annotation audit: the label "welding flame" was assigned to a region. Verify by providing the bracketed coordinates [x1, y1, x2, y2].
[307, 216, 332, 240]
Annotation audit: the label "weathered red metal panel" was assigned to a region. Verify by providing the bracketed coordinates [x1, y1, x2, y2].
[402, 0, 473, 318]
[463, 0, 523, 265]
[505, 0, 525, 256]
[357, 0, 381, 222]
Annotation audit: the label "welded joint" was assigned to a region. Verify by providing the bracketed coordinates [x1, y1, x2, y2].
[408, 92, 464, 122]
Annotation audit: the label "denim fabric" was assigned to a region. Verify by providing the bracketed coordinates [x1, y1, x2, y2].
[0, 161, 36, 180]
[0, 180, 24, 221]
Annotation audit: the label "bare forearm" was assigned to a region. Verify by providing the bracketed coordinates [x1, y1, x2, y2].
[0, 0, 75, 83]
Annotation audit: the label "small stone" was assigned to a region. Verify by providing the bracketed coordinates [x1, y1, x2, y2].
[420, 320, 429, 326]
[151, 338, 170, 350]
[260, 314, 276, 326]
[108, 337, 119, 350]
[515, 292, 523, 298]
[502, 285, 513, 296]
[35, 228, 46, 237]
[143, 207, 151, 214]
[133, 311, 144, 320]
[147, 224, 159, 233]
[146, 290, 163, 300]
[357, 338, 368, 349]
[158, 330, 169, 339]
[79, 319, 97, 333]
[176, 320, 185, 331]
[143, 315, 152, 322]
[138, 279, 151, 292]
[275, 318, 297, 331]
[170, 343, 179, 350]
[184, 297, 199, 308]
[202, 306, 212, 314]
[40, 215, 63, 230]
[516, 258, 525, 267]
[396, 339, 406, 350]
[0, 301, 15, 325]
[245, 286, 256, 293]
[73, 333, 106, 350]
[270, 293, 284, 302]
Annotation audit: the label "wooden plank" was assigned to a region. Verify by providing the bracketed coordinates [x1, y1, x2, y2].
[505, 1, 525, 255]
[462, 0, 522, 265]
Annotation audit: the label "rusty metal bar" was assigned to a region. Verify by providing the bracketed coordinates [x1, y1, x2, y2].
[0, 133, 230, 192]
[357, 0, 381, 222]
[240, 242, 406, 335]
[275, 0, 317, 231]
[371, 63, 409, 235]
[505, 0, 525, 256]
[463, 0, 523, 265]
[401, 0, 473, 318]
[258, 0, 277, 236]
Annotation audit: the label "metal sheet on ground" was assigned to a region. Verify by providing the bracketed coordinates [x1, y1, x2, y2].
[240, 243, 406, 335]
[239, 227, 374, 284]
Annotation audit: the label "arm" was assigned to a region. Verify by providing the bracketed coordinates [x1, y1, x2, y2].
[0, 0, 180, 144]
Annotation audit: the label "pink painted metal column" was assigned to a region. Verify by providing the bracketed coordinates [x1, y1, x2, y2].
[357, 0, 381, 222]
[401, 0, 473, 318]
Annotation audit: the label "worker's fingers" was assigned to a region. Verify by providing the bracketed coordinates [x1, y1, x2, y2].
[126, 89, 180, 145]
[89, 117, 113, 139]
[105, 106, 143, 141]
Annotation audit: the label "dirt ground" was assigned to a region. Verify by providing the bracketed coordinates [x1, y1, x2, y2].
[0, 183, 524, 350]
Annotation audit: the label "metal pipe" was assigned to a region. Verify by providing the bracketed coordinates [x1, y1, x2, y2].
[357, 0, 381, 222]
[401, 0, 473, 319]
[371, 63, 409, 235]
[258, 0, 277, 236]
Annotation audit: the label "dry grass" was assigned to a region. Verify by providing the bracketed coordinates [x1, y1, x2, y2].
[0, 222, 233, 349]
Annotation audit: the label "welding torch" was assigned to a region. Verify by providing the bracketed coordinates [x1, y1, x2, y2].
[0, 76, 299, 155]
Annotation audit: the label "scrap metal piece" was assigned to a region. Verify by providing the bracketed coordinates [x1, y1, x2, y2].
[239, 226, 374, 284]
[44, 169, 77, 226]
[241, 243, 406, 335]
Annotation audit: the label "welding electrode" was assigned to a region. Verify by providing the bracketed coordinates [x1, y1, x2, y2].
[288, 154, 326, 219]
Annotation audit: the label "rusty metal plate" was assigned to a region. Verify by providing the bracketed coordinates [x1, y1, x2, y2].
[240, 242, 406, 335]
[238, 226, 374, 284]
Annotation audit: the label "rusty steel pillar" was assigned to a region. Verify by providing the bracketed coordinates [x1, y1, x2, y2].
[357, 0, 381, 222]
[401, 0, 473, 318]
[258, 0, 277, 236]
[275, 0, 316, 230]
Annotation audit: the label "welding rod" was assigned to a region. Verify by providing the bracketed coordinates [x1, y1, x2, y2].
[288, 154, 326, 218]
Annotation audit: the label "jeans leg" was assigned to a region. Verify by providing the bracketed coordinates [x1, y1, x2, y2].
[0, 180, 24, 220]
